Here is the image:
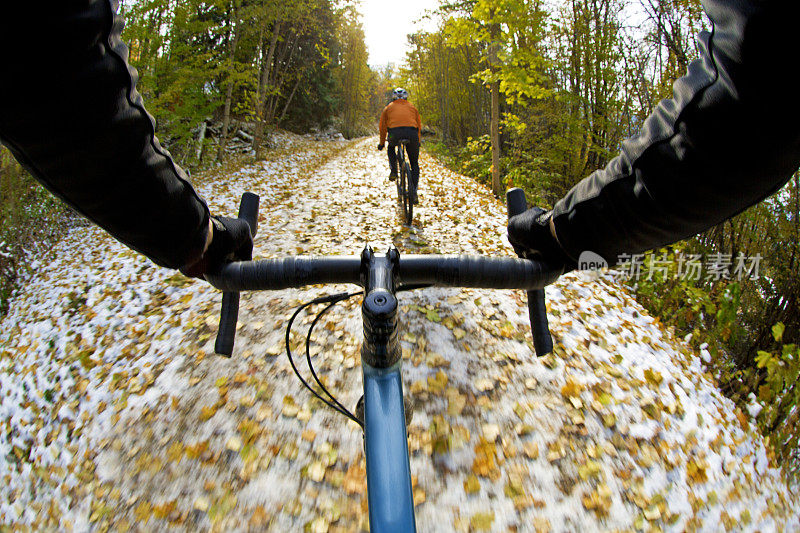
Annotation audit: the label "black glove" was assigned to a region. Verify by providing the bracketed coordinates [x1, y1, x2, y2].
[508, 207, 576, 271]
[377, 144, 384, 151]
[181, 216, 253, 278]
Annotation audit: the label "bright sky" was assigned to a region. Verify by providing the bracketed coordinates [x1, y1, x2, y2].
[360, 0, 440, 69]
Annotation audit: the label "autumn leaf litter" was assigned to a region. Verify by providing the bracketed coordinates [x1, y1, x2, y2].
[1, 132, 797, 531]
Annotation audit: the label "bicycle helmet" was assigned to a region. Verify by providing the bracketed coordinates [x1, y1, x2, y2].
[392, 87, 408, 101]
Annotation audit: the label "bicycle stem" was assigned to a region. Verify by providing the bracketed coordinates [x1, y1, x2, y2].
[360, 246, 401, 368]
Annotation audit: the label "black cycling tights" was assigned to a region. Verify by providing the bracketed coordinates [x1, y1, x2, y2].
[387, 127, 419, 190]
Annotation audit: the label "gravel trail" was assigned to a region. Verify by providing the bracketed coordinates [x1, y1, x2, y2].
[1, 133, 797, 532]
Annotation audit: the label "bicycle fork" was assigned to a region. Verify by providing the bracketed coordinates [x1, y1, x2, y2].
[359, 245, 417, 532]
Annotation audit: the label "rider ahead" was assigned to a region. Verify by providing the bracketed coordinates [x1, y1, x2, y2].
[378, 88, 422, 204]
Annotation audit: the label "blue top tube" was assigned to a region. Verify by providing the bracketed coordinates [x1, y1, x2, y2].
[362, 362, 417, 532]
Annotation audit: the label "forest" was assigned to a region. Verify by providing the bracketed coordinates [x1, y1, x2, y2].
[1, 0, 798, 482]
[1, 0, 380, 312]
[394, 0, 800, 480]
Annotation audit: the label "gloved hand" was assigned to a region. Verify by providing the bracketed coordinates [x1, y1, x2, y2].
[377, 144, 384, 151]
[181, 216, 253, 278]
[508, 207, 576, 271]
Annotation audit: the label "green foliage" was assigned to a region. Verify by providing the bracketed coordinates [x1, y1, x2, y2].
[120, 0, 367, 165]
[754, 324, 800, 481]
[629, 247, 744, 351]
[409, 0, 714, 205]
[625, 177, 800, 483]
[773, 323, 786, 343]
[403, 24, 488, 145]
[405, 0, 649, 200]
[0, 148, 71, 316]
[332, 8, 376, 138]
[445, 0, 550, 103]
[123, 0, 238, 164]
[281, 67, 338, 133]
[418, 4, 800, 483]
[462, 135, 493, 184]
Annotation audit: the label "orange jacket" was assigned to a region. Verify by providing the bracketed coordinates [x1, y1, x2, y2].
[379, 99, 422, 145]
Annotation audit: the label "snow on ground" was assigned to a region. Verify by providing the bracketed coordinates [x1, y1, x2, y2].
[1, 133, 797, 532]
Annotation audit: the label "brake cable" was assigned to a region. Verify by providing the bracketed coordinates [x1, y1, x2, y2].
[282, 284, 431, 428]
[304, 296, 361, 419]
[283, 291, 364, 428]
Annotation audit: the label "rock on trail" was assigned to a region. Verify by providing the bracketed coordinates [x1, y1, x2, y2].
[1, 132, 797, 532]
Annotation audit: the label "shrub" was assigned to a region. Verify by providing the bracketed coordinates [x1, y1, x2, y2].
[0, 147, 72, 315]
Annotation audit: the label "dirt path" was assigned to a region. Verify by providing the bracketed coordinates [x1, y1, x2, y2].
[1, 133, 797, 532]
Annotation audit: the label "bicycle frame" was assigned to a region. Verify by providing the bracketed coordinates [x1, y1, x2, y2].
[359, 246, 416, 530]
[363, 364, 414, 529]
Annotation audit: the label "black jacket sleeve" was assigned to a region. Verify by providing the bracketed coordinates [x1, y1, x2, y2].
[0, 1, 210, 271]
[551, 0, 800, 266]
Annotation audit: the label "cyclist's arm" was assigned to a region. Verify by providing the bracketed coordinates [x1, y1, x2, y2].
[379, 107, 389, 146]
[0, 1, 210, 271]
[550, 0, 800, 265]
[415, 109, 422, 141]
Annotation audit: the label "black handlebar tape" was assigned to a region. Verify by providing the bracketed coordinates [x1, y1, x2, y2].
[208, 257, 363, 292]
[399, 255, 559, 289]
[215, 292, 240, 356]
[215, 192, 261, 357]
[206, 256, 560, 293]
[506, 188, 553, 357]
[239, 192, 259, 237]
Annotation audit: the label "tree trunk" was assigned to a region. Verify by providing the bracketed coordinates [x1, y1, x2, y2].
[253, 20, 281, 160]
[443, 46, 451, 142]
[490, 80, 500, 196]
[195, 120, 207, 162]
[278, 75, 302, 125]
[266, 32, 300, 125]
[489, 20, 501, 197]
[217, 81, 236, 162]
[216, 1, 240, 162]
[793, 172, 800, 272]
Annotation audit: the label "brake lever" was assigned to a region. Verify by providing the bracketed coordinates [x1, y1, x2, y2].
[215, 192, 260, 356]
[506, 188, 554, 356]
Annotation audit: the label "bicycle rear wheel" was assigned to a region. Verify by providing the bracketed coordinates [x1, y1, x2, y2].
[399, 147, 412, 225]
[395, 150, 402, 203]
[401, 166, 412, 225]
[404, 162, 413, 224]
[406, 161, 415, 201]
